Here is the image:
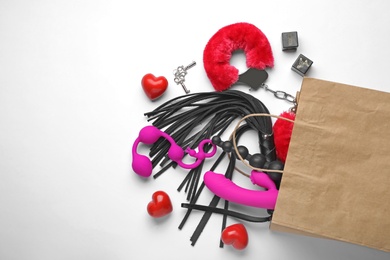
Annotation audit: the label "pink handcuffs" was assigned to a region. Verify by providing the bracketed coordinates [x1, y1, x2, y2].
[132, 125, 217, 177]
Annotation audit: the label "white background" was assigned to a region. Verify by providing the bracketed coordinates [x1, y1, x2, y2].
[1, 0, 390, 259]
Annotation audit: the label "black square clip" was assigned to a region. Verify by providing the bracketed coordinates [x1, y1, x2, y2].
[282, 31, 299, 51]
[292, 54, 313, 76]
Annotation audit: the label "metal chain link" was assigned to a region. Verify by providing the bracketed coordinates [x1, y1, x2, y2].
[260, 83, 297, 112]
[261, 83, 295, 103]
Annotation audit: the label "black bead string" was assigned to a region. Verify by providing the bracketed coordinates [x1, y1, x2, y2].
[211, 135, 284, 189]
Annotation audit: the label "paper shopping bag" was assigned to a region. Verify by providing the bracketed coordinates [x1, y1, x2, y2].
[270, 77, 390, 252]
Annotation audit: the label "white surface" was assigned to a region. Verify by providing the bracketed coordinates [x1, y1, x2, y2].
[1, 0, 390, 259]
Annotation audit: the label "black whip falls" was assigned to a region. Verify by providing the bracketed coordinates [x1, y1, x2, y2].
[142, 89, 276, 247]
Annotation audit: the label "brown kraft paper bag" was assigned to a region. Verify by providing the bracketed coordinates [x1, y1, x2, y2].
[270, 77, 390, 252]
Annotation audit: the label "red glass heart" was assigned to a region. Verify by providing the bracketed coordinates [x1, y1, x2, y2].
[221, 223, 249, 250]
[147, 190, 173, 218]
[141, 73, 168, 100]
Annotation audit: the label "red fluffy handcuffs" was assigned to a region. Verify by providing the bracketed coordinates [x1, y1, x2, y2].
[203, 22, 274, 92]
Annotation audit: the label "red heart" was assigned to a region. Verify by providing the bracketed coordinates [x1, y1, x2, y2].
[141, 73, 168, 100]
[147, 191, 173, 218]
[221, 223, 249, 250]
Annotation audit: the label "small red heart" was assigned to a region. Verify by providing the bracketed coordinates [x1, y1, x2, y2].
[141, 73, 168, 100]
[221, 223, 249, 250]
[147, 191, 173, 218]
